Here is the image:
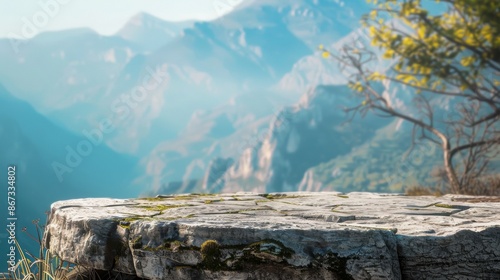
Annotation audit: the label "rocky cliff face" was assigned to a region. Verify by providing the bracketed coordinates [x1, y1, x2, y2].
[44, 192, 500, 280]
[117, 13, 194, 52]
[216, 85, 390, 193]
[203, 70, 472, 194]
[201, 157, 234, 192]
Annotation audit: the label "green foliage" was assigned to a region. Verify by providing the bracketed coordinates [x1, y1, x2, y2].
[364, 0, 500, 94]
[319, 0, 500, 194]
[309, 121, 441, 193]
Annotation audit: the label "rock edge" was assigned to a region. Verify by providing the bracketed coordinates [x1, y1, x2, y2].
[43, 192, 500, 280]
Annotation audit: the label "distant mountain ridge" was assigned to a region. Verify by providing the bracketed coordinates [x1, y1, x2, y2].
[0, 0, 474, 201]
[117, 12, 194, 52]
[203, 84, 430, 194]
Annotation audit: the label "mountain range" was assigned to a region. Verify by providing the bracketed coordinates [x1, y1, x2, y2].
[0, 0, 493, 239]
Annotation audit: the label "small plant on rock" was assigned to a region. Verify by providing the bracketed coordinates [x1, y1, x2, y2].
[200, 240, 222, 270]
[1, 219, 72, 280]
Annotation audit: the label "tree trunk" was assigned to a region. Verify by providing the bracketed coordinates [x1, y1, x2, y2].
[442, 139, 461, 193]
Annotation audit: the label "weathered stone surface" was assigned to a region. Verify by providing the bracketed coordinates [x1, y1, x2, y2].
[43, 192, 500, 280]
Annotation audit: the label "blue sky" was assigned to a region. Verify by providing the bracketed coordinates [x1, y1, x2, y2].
[1, 0, 240, 38]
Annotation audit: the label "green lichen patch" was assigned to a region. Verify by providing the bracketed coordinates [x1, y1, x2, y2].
[434, 203, 470, 211]
[115, 212, 186, 230]
[330, 205, 343, 212]
[145, 194, 221, 200]
[191, 193, 219, 197]
[138, 204, 188, 212]
[434, 203, 458, 209]
[137, 197, 167, 202]
[260, 194, 304, 200]
[122, 216, 145, 223]
[164, 214, 197, 221]
[173, 195, 196, 200]
[405, 202, 442, 209]
[166, 240, 195, 252]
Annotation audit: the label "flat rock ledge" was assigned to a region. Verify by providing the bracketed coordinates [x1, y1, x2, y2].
[43, 192, 500, 280]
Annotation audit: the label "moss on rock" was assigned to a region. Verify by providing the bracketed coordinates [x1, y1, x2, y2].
[200, 240, 222, 270]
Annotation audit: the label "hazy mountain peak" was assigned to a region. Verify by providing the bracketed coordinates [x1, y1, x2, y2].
[126, 12, 175, 27]
[117, 12, 194, 52]
[222, 0, 370, 50]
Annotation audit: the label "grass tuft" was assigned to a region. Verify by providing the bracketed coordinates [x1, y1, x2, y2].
[1, 219, 75, 280]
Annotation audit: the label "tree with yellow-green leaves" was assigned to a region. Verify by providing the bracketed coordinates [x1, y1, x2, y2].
[321, 0, 500, 194]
